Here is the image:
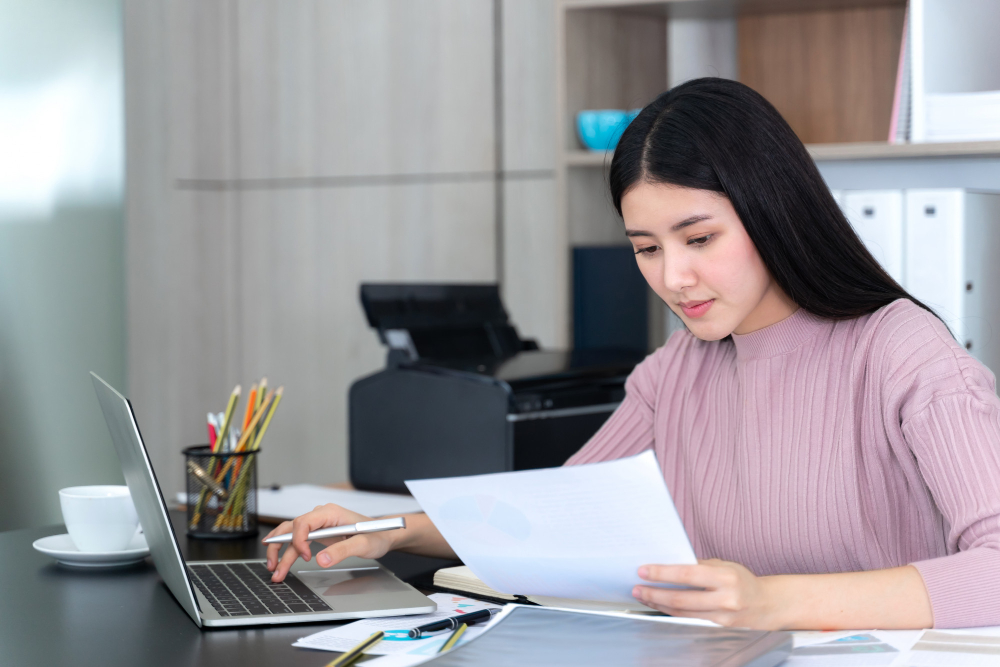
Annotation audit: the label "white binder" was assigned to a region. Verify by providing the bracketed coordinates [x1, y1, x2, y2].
[905, 189, 1000, 373]
[843, 191, 905, 284]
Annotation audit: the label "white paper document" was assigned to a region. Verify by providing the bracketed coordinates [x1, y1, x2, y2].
[292, 593, 500, 656]
[406, 451, 696, 603]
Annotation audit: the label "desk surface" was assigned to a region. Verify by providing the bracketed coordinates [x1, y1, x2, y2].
[2, 510, 457, 666]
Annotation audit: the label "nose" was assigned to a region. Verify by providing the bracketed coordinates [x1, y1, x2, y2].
[662, 246, 696, 294]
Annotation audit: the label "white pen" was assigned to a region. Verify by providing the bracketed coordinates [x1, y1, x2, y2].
[262, 517, 406, 544]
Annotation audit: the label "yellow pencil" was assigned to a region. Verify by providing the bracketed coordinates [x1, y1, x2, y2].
[325, 631, 384, 667]
[254, 377, 267, 440]
[256, 377, 266, 411]
[438, 623, 467, 653]
[211, 391, 273, 485]
[251, 386, 283, 451]
[213, 385, 241, 453]
[234, 390, 273, 452]
[193, 384, 240, 525]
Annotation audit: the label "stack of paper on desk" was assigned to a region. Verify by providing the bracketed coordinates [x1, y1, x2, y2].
[178, 484, 422, 522]
[407, 451, 696, 604]
[255, 484, 421, 521]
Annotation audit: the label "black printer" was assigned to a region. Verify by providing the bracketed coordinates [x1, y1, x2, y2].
[349, 284, 644, 493]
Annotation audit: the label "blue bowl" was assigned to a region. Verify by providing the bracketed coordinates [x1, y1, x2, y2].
[576, 109, 640, 151]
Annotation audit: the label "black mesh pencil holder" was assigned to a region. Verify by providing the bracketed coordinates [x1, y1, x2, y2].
[183, 445, 259, 539]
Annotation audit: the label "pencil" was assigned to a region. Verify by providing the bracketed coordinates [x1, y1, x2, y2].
[192, 384, 240, 526]
[254, 377, 267, 440]
[325, 631, 384, 667]
[251, 386, 283, 451]
[234, 390, 274, 452]
[438, 623, 467, 653]
[242, 383, 258, 432]
[214, 385, 241, 453]
[215, 385, 283, 529]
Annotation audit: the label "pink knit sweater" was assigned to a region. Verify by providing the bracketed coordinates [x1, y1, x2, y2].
[567, 299, 1000, 628]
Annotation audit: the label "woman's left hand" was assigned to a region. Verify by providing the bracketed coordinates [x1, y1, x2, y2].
[632, 559, 783, 629]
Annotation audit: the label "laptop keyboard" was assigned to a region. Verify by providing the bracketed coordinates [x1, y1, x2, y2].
[187, 562, 332, 617]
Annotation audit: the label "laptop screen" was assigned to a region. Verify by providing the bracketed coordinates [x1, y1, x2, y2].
[91, 372, 202, 626]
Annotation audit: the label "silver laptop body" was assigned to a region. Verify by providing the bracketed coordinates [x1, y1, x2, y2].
[91, 372, 436, 627]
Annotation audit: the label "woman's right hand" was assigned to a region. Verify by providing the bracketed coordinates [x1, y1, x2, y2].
[263, 503, 401, 583]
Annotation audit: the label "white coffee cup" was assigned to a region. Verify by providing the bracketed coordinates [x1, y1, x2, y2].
[58, 485, 140, 552]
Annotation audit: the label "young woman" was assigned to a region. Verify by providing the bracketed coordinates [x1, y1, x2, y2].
[265, 79, 1000, 630]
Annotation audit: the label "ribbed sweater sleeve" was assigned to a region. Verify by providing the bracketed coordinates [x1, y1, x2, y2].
[564, 393, 653, 465]
[904, 393, 1000, 628]
[565, 340, 670, 465]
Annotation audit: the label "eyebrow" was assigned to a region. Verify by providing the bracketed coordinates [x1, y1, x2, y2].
[624, 214, 712, 237]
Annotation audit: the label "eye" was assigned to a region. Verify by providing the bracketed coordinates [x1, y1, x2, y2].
[634, 246, 659, 256]
[687, 234, 713, 246]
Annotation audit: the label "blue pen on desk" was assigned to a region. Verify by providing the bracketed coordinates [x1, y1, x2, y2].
[408, 607, 500, 639]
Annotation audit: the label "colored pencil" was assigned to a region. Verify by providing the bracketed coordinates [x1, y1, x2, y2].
[325, 632, 384, 667]
[214, 385, 241, 453]
[438, 623, 467, 653]
[251, 386, 283, 451]
[242, 383, 258, 432]
[235, 390, 273, 452]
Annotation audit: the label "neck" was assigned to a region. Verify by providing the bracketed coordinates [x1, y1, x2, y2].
[733, 283, 799, 335]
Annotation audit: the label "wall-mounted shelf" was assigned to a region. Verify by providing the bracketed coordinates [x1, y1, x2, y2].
[807, 141, 1000, 161]
[564, 141, 1000, 168]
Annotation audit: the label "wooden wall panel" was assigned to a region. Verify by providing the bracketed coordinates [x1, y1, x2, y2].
[502, 0, 557, 172]
[235, 0, 495, 179]
[501, 0, 564, 348]
[166, 0, 238, 180]
[503, 179, 564, 348]
[126, 189, 242, 502]
[738, 5, 906, 144]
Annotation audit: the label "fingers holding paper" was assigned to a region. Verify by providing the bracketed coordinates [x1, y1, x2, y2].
[264, 503, 388, 582]
[632, 559, 781, 629]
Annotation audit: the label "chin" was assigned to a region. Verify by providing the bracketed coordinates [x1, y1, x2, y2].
[684, 319, 735, 342]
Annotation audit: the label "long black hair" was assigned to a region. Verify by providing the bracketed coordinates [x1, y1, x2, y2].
[609, 77, 935, 321]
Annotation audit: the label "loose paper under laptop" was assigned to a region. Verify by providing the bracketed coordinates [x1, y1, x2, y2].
[406, 451, 696, 603]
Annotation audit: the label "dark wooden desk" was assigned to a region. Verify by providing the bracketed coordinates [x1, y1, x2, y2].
[2, 510, 457, 666]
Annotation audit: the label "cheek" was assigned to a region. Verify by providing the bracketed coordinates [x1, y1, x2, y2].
[635, 256, 667, 297]
[703, 234, 769, 300]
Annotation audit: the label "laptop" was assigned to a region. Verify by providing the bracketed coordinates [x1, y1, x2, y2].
[90, 372, 436, 627]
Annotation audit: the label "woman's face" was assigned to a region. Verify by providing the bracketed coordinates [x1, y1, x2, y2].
[620, 181, 796, 340]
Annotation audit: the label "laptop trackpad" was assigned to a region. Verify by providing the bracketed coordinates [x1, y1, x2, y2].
[298, 568, 411, 597]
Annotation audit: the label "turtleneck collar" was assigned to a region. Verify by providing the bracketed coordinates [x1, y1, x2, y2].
[730, 307, 829, 361]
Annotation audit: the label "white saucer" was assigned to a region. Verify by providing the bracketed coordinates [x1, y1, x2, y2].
[33, 532, 150, 568]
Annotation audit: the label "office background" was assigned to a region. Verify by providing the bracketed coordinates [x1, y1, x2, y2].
[3, 0, 1000, 531]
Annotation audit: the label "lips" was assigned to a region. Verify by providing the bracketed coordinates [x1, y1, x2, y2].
[680, 299, 714, 319]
